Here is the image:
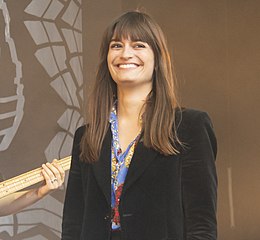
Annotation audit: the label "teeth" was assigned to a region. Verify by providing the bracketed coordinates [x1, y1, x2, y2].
[118, 63, 137, 68]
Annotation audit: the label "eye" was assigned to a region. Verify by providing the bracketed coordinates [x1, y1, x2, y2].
[110, 42, 122, 49]
[133, 41, 147, 49]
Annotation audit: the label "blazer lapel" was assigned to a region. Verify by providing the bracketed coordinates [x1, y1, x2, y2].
[122, 142, 159, 195]
[92, 130, 159, 204]
[92, 129, 112, 205]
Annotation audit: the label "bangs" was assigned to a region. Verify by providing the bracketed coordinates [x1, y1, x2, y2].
[111, 13, 155, 46]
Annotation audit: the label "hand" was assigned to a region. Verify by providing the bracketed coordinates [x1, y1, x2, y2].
[37, 159, 65, 198]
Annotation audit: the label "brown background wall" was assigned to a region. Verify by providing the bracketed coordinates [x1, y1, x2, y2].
[0, 0, 259, 239]
[84, 1, 260, 239]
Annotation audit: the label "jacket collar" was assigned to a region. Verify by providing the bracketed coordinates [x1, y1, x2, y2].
[92, 129, 159, 205]
[92, 129, 112, 205]
[122, 141, 158, 195]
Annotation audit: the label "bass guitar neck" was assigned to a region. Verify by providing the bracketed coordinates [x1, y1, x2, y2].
[0, 156, 71, 199]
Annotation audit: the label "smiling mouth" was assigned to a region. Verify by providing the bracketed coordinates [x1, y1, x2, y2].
[117, 63, 139, 69]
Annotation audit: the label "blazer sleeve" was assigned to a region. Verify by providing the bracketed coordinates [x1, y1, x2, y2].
[62, 126, 85, 240]
[179, 110, 217, 240]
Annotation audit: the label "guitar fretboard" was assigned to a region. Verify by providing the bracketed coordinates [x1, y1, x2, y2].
[0, 156, 71, 199]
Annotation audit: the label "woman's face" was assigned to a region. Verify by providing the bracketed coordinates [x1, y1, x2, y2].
[107, 37, 154, 89]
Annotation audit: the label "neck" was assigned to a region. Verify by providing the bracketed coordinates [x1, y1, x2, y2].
[116, 85, 151, 121]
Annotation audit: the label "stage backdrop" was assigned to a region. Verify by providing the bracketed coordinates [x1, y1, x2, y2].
[1, 0, 260, 240]
[0, 0, 83, 239]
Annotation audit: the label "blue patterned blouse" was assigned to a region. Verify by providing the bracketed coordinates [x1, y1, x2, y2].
[109, 105, 140, 230]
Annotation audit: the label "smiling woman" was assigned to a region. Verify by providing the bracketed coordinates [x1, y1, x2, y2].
[107, 39, 154, 89]
[62, 10, 217, 240]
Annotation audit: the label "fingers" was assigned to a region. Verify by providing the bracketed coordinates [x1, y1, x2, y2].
[37, 159, 66, 198]
[41, 159, 65, 189]
[52, 159, 66, 183]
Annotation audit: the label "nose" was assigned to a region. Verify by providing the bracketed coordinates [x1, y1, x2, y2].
[120, 45, 134, 59]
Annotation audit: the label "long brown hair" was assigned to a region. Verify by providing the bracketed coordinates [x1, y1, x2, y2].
[81, 11, 180, 163]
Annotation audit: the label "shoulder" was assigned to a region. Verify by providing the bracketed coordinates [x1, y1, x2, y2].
[175, 108, 215, 138]
[175, 108, 212, 128]
[71, 125, 86, 148]
[75, 125, 86, 136]
[74, 125, 86, 139]
[175, 108, 217, 157]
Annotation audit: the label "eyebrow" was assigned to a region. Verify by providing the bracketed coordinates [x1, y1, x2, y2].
[110, 38, 144, 42]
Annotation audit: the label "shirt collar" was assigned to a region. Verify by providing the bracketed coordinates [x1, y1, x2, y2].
[109, 102, 117, 124]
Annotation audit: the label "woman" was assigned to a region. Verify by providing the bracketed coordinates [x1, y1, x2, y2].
[0, 160, 65, 216]
[62, 11, 217, 240]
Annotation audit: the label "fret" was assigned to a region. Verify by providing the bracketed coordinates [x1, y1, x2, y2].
[0, 156, 71, 199]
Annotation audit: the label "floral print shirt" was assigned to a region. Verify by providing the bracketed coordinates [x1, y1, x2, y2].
[109, 105, 140, 230]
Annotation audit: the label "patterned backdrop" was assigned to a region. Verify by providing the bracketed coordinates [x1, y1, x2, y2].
[0, 0, 83, 239]
[2, 1, 260, 239]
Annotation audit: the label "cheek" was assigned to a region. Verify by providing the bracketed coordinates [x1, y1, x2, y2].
[107, 53, 110, 67]
[107, 49, 113, 64]
[107, 57, 117, 81]
[147, 57, 155, 74]
[107, 55, 113, 72]
[107, 51, 117, 67]
[147, 51, 155, 70]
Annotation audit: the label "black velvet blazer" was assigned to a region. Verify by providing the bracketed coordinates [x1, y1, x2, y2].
[61, 109, 217, 240]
